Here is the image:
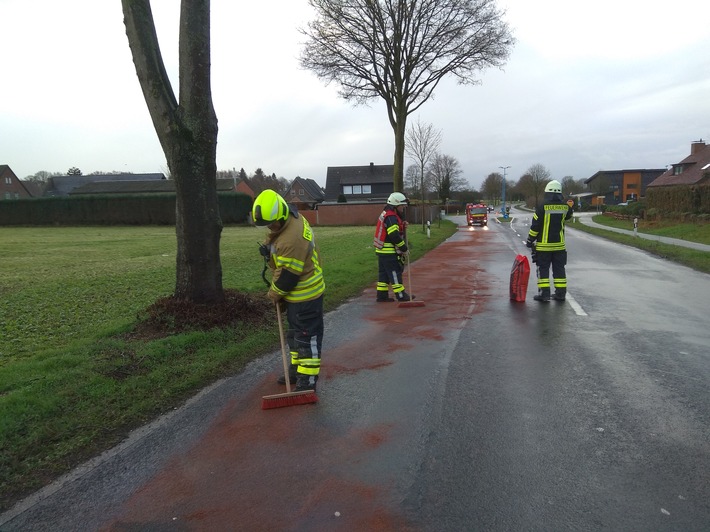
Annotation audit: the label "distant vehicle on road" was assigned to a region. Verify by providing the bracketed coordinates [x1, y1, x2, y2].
[466, 203, 488, 226]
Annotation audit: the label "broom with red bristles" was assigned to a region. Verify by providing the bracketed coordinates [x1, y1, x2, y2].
[262, 303, 318, 409]
[399, 228, 425, 308]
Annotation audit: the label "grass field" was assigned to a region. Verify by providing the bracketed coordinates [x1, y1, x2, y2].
[585, 215, 710, 245]
[0, 221, 458, 511]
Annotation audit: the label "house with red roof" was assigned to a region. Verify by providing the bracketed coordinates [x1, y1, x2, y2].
[647, 139, 710, 188]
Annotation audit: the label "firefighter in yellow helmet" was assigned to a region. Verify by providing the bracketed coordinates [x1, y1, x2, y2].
[253, 189, 325, 391]
[373, 192, 414, 302]
[526, 180, 574, 302]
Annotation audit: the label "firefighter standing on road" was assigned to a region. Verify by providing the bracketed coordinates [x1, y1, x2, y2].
[526, 180, 574, 302]
[253, 190, 325, 391]
[373, 192, 414, 302]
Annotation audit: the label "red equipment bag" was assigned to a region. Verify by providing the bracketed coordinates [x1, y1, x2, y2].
[509, 254, 531, 302]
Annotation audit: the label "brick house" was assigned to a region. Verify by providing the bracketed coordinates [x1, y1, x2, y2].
[0, 165, 33, 200]
[647, 139, 710, 188]
[234, 178, 255, 199]
[285, 176, 324, 210]
[584, 168, 666, 205]
[323, 162, 394, 203]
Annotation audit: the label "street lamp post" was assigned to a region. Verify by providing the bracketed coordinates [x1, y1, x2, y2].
[499, 166, 510, 219]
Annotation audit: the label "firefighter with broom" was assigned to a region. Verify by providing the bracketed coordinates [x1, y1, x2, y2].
[253, 189, 325, 394]
[373, 192, 414, 303]
[526, 180, 574, 302]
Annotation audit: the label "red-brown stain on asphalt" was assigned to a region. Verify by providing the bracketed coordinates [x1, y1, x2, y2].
[103, 228, 495, 531]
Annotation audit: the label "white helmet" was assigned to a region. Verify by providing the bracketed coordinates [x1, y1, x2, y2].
[387, 192, 408, 206]
[545, 180, 562, 194]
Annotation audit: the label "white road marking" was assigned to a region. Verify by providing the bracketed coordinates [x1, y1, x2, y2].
[566, 293, 587, 316]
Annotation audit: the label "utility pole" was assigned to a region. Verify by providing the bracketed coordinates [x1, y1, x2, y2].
[499, 166, 510, 219]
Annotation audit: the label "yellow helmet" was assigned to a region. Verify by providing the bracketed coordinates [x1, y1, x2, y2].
[252, 189, 289, 226]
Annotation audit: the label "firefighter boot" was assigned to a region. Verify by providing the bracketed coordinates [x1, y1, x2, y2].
[376, 292, 394, 303]
[553, 289, 567, 301]
[295, 374, 317, 392]
[396, 291, 415, 302]
[277, 364, 298, 385]
[534, 289, 551, 302]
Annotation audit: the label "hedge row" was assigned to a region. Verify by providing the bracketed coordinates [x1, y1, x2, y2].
[646, 185, 710, 215]
[0, 193, 253, 226]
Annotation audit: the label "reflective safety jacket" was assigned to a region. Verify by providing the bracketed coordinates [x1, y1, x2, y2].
[373, 206, 407, 255]
[265, 209, 325, 303]
[528, 200, 573, 252]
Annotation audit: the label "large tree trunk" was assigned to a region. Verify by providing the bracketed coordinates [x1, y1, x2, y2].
[388, 97, 408, 193]
[123, 0, 223, 304]
[392, 113, 407, 193]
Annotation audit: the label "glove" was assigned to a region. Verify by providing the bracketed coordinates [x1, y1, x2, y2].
[267, 289, 281, 305]
[525, 239, 533, 248]
[258, 242, 270, 258]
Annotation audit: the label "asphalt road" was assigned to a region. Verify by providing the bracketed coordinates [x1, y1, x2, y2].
[3, 215, 709, 531]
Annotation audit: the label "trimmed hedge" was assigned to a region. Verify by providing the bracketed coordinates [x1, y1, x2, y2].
[646, 184, 710, 216]
[0, 193, 252, 226]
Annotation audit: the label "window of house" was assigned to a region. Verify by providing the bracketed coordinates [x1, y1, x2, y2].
[4, 177, 11, 185]
[342, 184, 372, 195]
[674, 165, 683, 175]
[299, 189, 304, 195]
[627, 183, 637, 189]
[290, 189, 296, 195]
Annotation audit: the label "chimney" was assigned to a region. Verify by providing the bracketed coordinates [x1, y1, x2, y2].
[370, 162, 374, 173]
[691, 139, 706, 155]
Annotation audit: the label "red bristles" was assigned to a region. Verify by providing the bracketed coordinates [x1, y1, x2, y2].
[398, 300, 425, 308]
[261, 390, 318, 410]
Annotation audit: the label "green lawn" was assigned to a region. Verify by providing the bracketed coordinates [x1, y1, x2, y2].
[0, 221, 458, 511]
[586, 214, 710, 245]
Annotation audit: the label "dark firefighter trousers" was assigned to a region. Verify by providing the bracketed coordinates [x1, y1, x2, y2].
[535, 249, 567, 295]
[377, 252, 406, 297]
[285, 295, 323, 383]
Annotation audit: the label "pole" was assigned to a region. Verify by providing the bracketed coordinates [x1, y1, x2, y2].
[499, 166, 510, 219]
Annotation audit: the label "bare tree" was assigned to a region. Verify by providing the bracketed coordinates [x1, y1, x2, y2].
[405, 118, 441, 228]
[122, 0, 223, 304]
[526, 163, 551, 208]
[428, 153, 466, 203]
[24, 171, 55, 183]
[300, 0, 514, 192]
[481, 171, 503, 204]
[404, 163, 422, 197]
[561, 175, 583, 195]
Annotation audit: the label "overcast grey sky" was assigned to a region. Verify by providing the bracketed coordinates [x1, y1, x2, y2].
[1, 0, 709, 190]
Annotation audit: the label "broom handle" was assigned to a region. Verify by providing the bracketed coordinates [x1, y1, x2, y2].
[405, 228, 413, 294]
[276, 303, 291, 393]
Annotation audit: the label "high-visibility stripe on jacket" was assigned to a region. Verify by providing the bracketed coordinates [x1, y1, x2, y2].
[373, 207, 406, 255]
[528, 202, 573, 252]
[266, 212, 325, 303]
